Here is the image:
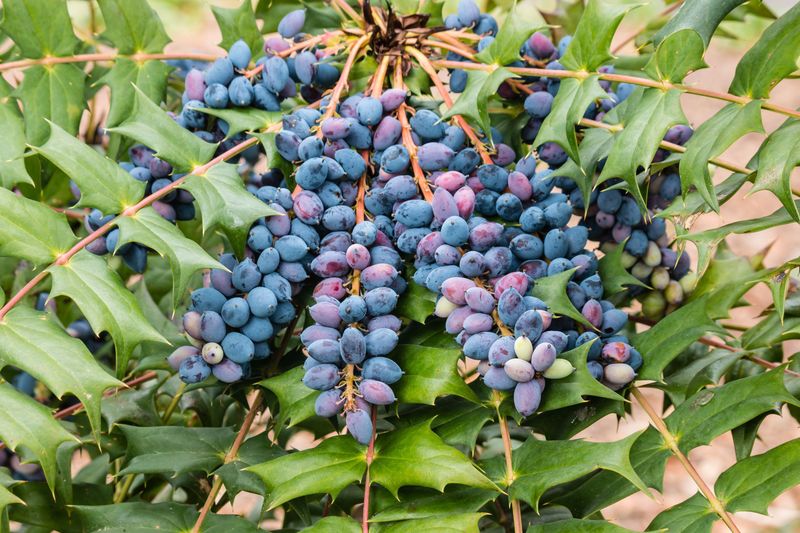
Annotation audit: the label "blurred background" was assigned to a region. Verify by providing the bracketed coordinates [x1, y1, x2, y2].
[50, 0, 800, 530]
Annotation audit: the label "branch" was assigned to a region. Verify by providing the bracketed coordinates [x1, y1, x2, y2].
[392, 61, 433, 203]
[405, 47, 494, 165]
[631, 388, 741, 533]
[494, 391, 522, 533]
[0, 52, 219, 72]
[0, 130, 272, 321]
[361, 406, 378, 533]
[431, 60, 800, 121]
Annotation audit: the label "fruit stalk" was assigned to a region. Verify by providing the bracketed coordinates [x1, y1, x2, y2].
[495, 391, 522, 533]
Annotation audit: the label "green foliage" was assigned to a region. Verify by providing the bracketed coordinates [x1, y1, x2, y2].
[213, 0, 263, 57]
[559, 0, 641, 71]
[0, 0, 80, 58]
[16, 65, 86, 144]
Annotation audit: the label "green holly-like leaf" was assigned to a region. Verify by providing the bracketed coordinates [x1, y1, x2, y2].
[528, 519, 637, 533]
[370, 487, 495, 523]
[393, 343, 479, 405]
[101, 385, 161, 429]
[598, 240, 649, 296]
[650, 438, 800, 531]
[486, 433, 648, 512]
[559, 0, 642, 71]
[372, 513, 484, 533]
[679, 101, 762, 212]
[248, 434, 366, 509]
[118, 425, 236, 477]
[303, 517, 361, 533]
[215, 436, 285, 498]
[550, 126, 613, 215]
[0, 307, 122, 437]
[658, 349, 741, 406]
[212, 0, 263, 58]
[0, 187, 77, 264]
[99, 59, 173, 128]
[660, 169, 750, 219]
[533, 76, 607, 167]
[442, 68, 514, 137]
[538, 342, 624, 413]
[0, 482, 23, 519]
[553, 369, 799, 517]
[635, 295, 724, 381]
[652, 0, 746, 48]
[0, 90, 34, 188]
[597, 87, 686, 209]
[0, 384, 76, 494]
[16, 64, 86, 145]
[32, 122, 145, 213]
[116, 207, 223, 310]
[729, 2, 800, 99]
[429, 399, 493, 450]
[72, 502, 259, 532]
[48, 251, 168, 378]
[370, 422, 497, 498]
[97, 0, 171, 54]
[644, 29, 707, 83]
[748, 120, 800, 223]
[201, 109, 282, 139]
[109, 86, 217, 172]
[532, 398, 625, 441]
[395, 279, 436, 324]
[718, 437, 800, 514]
[181, 162, 280, 255]
[258, 366, 318, 431]
[531, 268, 591, 328]
[647, 493, 714, 533]
[475, 1, 543, 66]
[0, 0, 80, 58]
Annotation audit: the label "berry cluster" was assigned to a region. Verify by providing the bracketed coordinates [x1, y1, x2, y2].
[121, 145, 196, 222]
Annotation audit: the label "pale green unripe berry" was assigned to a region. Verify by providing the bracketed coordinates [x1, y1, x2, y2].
[514, 336, 533, 361]
[642, 241, 662, 267]
[679, 271, 698, 294]
[604, 363, 635, 385]
[665, 280, 684, 305]
[202, 342, 224, 364]
[620, 251, 637, 269]
[543, 358, 575, 379]
[631, 261, 653, 280]
[650, 266, 670, 290]
[434, 297, 459, 318]
[642, 291, 666, 319]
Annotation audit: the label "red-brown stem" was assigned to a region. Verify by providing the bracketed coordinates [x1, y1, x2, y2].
[406, 47, 494, 165]
[0, 52, 219, 72]
[392, 62, 434, 203]
[316, 34, 371, 137]
[494, 391, 522, 533]
[52, 207, 88, 219]
[423, 36, 477, 61]
[632, 388, 741, 533]
[361, 406, 378, 533]
[0, 129, 273, 321]
[612, 0, 685, 54]
[430, 29, 482, 42]
[431, 60, 800, 121]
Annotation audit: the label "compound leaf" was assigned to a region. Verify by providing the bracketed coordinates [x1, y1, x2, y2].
[33, 122, 145, 214]
[204, 109, 282, 138]
[395, 279, 436, 324]
[372, 514, 484, 533]
[0, 307, 122, 437]
[370, 487, 496, 523]
[0, 187, 77, 264]
[598, 240, 649, 295]
[647, 493, 714, 533]
[0, 91, 34, 188]
[644, 28, 707, 83]
[48, 251, 167, 378]
[652, 0, 746, 48]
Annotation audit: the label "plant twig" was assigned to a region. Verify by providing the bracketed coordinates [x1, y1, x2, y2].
[430, 60, 800, 121]
[494, 391, 522, 533]
[405, 47, 494, 165]
[361, 406, 378, 533]
[0, 52, 220, 72]
[0, 130, 273, 321]
[631, 388, 741, 533]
